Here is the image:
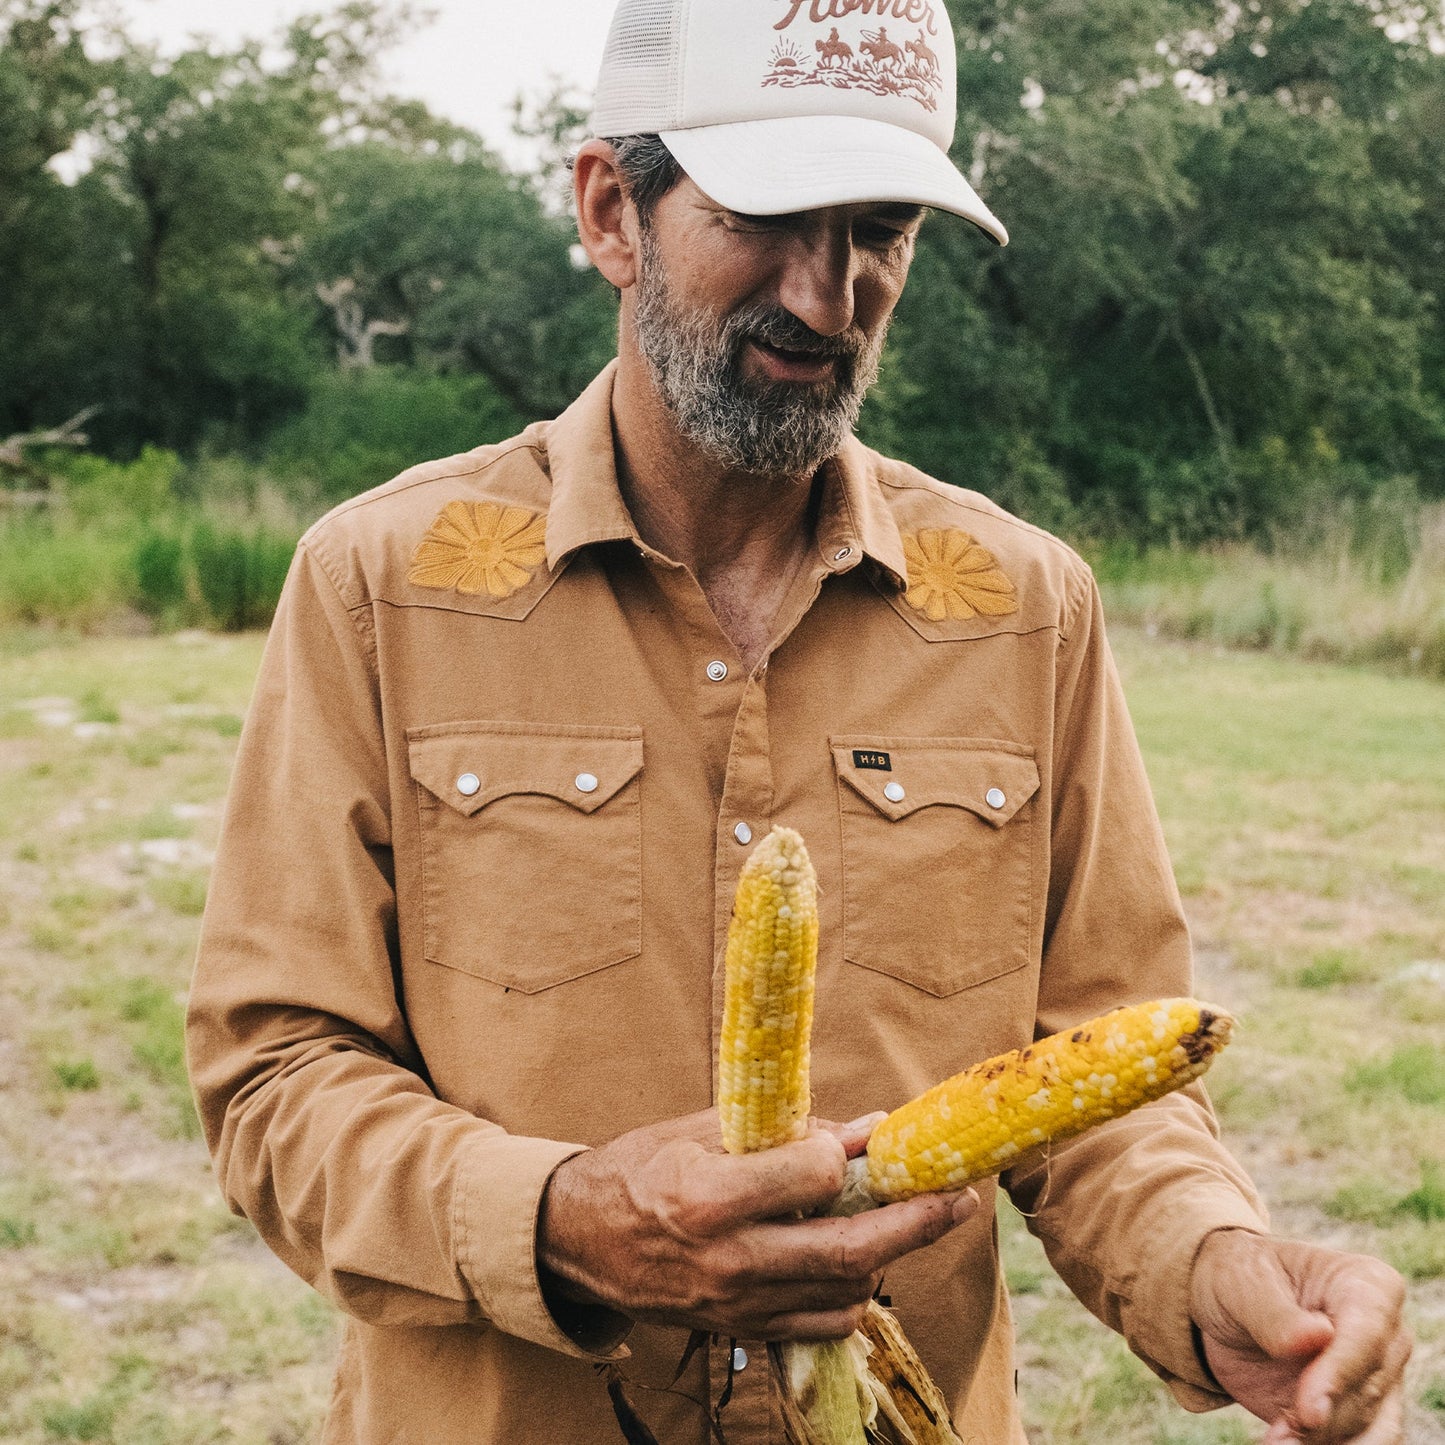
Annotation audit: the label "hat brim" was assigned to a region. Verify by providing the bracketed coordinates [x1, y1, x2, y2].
[660, 114, 1007, 245]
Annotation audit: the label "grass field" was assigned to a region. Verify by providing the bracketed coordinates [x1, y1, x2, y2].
[0, 625, 1441, 1443]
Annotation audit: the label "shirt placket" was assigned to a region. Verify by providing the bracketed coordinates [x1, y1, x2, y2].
[701, 551, 860, 1443]
[636, 540, 858, 1440]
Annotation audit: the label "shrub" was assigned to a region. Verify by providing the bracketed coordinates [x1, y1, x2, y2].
[263, 366, 523, 504]
[191, 520, 297, 631]
[49, 445, 183, 524]
[0, 519, 130, 628]
[131, 528, 187, 617]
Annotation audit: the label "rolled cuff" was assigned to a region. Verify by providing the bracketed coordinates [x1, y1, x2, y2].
[1134, 1204, 1270, 1404]
[454, 1133, 632, 1361]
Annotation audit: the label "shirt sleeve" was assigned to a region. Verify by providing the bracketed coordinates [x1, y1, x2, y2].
[1003, 567, 1268, 1409]
[185, 539, 630, 1361]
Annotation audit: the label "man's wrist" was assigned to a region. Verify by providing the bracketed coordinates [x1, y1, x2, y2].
[1187, 1225, 1266, 1397]
[536, 1155, 633, 1352]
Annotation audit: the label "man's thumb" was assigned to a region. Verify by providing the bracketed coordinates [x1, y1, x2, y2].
[1234, 1288, 1335, 1361]
[1196, 1234, 1334, 1360]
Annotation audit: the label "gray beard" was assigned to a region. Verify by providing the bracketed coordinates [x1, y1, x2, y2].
[632, 229, 887, 479]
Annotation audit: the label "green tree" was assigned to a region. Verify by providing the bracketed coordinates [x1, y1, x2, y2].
[297, 140, 616, 419]
[863, 0, 1445, 539]
[0, 1, 130, 441]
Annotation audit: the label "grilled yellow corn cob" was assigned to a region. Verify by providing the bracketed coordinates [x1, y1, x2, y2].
[715, 830, 1234, 1445]
[857, 998, 1233, 1205]
[719, 826, 819, 1155]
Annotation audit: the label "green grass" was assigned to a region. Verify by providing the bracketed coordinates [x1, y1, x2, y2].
[50, 1059, 100, 1092]
[145, 872, 208, 916]
[1011, 628, 1445, 1439]
[1399, 1163, 1445, 1223]
[1346, 1045, 1445, 1107]
[1092, 504, 1445, 681]
[1295, 948, 1370, 989]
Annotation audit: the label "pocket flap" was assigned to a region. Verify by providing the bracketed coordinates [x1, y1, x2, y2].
[830, 737, 1040, 827]
[407, 722, 644, 818]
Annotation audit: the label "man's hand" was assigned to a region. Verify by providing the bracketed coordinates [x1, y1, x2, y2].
[538, 1109, 977, 1341]
[1190, 1229, 1412, 1444]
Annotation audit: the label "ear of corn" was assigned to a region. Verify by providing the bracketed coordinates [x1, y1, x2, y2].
[719, 827, 819, 1155]
[721, 829, 876, 1445]
[860, 998, 1234, 1204]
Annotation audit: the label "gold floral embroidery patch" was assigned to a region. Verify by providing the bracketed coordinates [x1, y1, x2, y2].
[902, 528, 1019, 622]
[408, 501, 547, 599]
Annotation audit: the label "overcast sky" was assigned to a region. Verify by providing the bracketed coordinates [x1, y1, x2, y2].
[103, 0, 613, 167]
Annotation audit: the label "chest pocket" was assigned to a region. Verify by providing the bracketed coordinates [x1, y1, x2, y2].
[407, 722, 643, 993]
[831, 737, 1040, 998]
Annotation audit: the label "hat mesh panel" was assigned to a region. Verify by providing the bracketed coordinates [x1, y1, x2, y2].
[592, 0, 683, 135]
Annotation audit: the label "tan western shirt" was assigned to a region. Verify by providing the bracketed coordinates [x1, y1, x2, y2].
[187, 363, 1267, 1444]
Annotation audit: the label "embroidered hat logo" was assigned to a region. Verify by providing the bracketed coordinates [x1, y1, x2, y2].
[766, 18, 943, 112]
[774, 0, 940, 32]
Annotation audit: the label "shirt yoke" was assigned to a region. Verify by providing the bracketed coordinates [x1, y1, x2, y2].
[864, 449, 1094, 642]
[299, 430, 556, 615]
[296, 427, 1096, 644]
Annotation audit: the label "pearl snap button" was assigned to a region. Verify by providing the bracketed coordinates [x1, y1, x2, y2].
[986, 788, 1007, 810]
[732, 1346, 749, 1371]
[456, 773, 480, 797]
[575, 773, 599, 794]
[706, 660, 729, 682]
[884, 782, 906, 803]
[834, 546, 853, 562]
[734, 822, 753, 846]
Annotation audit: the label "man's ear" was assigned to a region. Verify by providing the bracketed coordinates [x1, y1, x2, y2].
[574, 140, 641, 292]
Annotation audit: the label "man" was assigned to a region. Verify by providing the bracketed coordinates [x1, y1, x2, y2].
[185, 0, 1412, 1440]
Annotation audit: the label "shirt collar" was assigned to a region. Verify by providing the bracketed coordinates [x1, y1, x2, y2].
[542, 363, 641, 571]
[818, 436, 910, 591]
[542, 361, 909, 591]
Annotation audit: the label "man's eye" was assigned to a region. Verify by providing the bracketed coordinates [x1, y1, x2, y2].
[857, 224, 911, 251]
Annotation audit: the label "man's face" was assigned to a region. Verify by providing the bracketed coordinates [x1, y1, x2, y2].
[629, 179, 922, 479]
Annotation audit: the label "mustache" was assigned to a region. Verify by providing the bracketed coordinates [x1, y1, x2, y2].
[724, 304, 871, 363]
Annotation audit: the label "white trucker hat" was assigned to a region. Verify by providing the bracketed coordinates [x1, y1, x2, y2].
[591, 0, 1007, 244]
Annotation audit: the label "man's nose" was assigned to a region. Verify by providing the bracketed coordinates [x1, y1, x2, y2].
[775, 228, 858, 338]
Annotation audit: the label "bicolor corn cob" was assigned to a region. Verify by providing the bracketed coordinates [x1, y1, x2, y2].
[857, 998, 1234, 1205]
[719, 827, 819, 1155]
[719, 830, 882, 1445]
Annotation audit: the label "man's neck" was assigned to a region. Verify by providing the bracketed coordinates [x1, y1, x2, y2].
[610, 351, 822, 670]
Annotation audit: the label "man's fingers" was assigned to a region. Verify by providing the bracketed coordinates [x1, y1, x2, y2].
[689, 1132, 848, 1227]
[749, 1190, 974, 1283]
[817, 1112, 888, 1160]
[1263, 1387, 1405, 1445]
[758, 1305, 871, 1342]
[1293, 1326, 1412, 1442]
[738, 1272, 882, 1320]
[1196, 1232, 1336, 1359]
[1342, 1389, 1405, 1445]
[1293, 1261, 1409, 1427]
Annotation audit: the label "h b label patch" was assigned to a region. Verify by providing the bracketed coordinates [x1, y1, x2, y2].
[852, 750, 892, 772]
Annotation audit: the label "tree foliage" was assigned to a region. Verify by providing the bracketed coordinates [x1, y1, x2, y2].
[1, 0, 1441, 542]
[863, 0, 1445, 539]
